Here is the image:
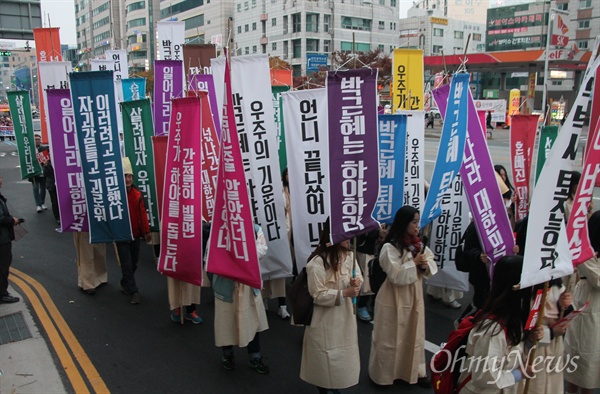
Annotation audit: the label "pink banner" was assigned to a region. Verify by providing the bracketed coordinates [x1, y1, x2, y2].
[198, 91, 219, 221]
[157, 98, 203, 285]
[510, 115, 538, 221]
[586, 70, 600, 187]
[206, 56, 261, 290]
[567, 118, 600, 265]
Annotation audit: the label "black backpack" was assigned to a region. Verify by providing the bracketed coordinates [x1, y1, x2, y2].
[368, 255, 387, 295]
[287, 267, 314, 325]
[454, 227, 472, 273]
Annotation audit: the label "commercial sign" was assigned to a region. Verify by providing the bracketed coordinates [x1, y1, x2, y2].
[486, 3, 547, 51]
[306, 53, 328, 72]
[430, 17, 448, 25]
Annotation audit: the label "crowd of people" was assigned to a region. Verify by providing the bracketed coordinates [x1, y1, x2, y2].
[1, 133, 598, 394]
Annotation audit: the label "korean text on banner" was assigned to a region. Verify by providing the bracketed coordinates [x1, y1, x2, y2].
[153, 60, 184, 136]
[509, 115, 538, 221]
[189, 74, 221, 138]
[33, 27, 62, 144]
[223, 54, 292, 280]
[403, 111, 425, 212]
[157, 97, 204, 286]
[434, 84, 515, 266]
[198, 91, 220, 222]
[421, 73, 469, 229]
[375, 114, 407, 224]
[121, 99, 160, 232]
[206, 56, 261, 290]
[183, 44, 217, 77]
[156, 21, 185, 60]
[69, 71, 132, 244]
[7, 91, 42, 180]
[327, 68, 380, 244]
[273, 85, 290, 171]
[282, 88, 330, 271]
[46, 89, 89, 232]
[521, 52, 600, 289]
[122, 78, 146, 102]
[38, 62, 73, 143]
[426, 175, 470, 292]
[535, 125, 558, 184]
[391, 49, 424, 113]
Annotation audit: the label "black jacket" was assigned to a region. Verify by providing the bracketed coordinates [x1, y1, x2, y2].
[0, 193, 15, 244]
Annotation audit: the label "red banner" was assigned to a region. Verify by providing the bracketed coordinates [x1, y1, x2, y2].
[157, 98, 204, 285]
[198, 91, 219, 221]
[33, 27, 62, 144]
[510, 115, 538, 221]
[586, 70, 600, 187]
[206, 56, 261, 289]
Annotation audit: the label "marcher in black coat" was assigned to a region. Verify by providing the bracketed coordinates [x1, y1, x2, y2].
[0, 176, 24, 303]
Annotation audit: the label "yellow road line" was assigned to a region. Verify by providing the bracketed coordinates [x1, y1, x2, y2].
[10, 268, 110, 393]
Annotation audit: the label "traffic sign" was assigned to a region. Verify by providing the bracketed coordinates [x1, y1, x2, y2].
[0, 51, 12, 57]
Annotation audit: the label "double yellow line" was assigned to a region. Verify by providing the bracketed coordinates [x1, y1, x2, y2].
[9, 268, 109, 394]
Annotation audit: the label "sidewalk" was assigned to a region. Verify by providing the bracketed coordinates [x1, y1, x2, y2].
[0, 284, 66, 394]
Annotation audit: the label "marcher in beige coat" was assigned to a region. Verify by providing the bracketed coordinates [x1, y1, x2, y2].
[368, 206, 437, 387]
[300, 221, 362, 393]
[74, 232, 107, 295]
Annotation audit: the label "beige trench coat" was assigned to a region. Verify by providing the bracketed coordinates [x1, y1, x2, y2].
[73, 232, 107, 291]
[368, 243, 437, 385]
[300, 253, 362, 389]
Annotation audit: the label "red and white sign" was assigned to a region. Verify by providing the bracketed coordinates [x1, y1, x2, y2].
[551, 34, 569, 47]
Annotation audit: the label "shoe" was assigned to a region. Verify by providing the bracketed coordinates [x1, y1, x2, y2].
[277, 305, 290, 319]
[184, 310, 204, 324]
[444, 300, 461, 309]
[83, 288, 96, 295]
[222, 355, 235, 370]
[36, 205, 42, 212]
[357, 306, 372, 321]
[130, 292, 141, 304]
[0, 294, 20, 303]
[119, 284, 130, 295]
[416, 377, 431, 388]
[171, 307, 182, 323]
[42, 204, 48, 210]
[248, 357, 270, 374]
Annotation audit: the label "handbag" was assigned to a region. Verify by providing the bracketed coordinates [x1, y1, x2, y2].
[287, 267, 314, 326]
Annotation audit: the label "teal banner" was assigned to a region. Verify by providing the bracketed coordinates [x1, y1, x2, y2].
[7, 90, 42, 180]
[535, 125, 558, 184]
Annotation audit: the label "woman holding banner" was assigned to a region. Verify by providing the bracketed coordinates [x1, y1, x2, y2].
[368, 206, 437, 388]
[300, 219, 362, 393]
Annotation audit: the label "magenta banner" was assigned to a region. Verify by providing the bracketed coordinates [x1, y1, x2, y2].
[157, 97, 204, 285]
[189, 73, 221, 138]
[326, 68, 380, 244]
[198, 90, 220, 221]
[46, 89, 89, 232]
[153, 60, 184, 136]
[510, 115, 538, 221]
[434, 84, 514, 266]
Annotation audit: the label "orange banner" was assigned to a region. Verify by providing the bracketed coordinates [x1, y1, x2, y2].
[33, 28, 62, 144]
[270, 69, 292, 86]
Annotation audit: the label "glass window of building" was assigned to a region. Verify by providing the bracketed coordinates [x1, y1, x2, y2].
[433, 28, 444, 37]
[293, 13, 302, 33]
[306, 39, 319, 52]
[283, 15, 289, 34]
[306, 13, 319, 32]
[379, 21, 385, 29]
[454, 31, 463, 39]
[293, 39, 301, 58]
[324, 15, 330, 32]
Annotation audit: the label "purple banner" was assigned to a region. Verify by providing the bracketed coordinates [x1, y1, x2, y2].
[434, 84, 514, 265]
[189, 73, 221, 138]
[153, 60, 184, 136]
[46, 89, 89, 232]
[326, 68, 380, 244]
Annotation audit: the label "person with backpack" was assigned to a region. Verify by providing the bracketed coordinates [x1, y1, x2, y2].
[300, 219, 362, 393]
[368, 206, 438, 388]
[456, 255, 536, 393]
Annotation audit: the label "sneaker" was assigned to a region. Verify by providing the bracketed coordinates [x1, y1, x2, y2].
[36, 205, 42, 213]
[444, 300, 462, 309]
[277, 305, 290, 319]
[41, 204, 48, 210]
[248, 357, 270, 374]
[171, 307, 182, 323]
[184, 310, 204, 324]
[0, 294, 20, 303]
[222, 355, 235, 371]
[357, 306, 372, 321]
[130, 292, 141, 304]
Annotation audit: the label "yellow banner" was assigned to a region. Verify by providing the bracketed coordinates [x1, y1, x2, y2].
[391, 49, 424, 112]
[508, 88, 521, 126]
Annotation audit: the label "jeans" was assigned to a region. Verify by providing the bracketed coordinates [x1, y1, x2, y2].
[222, 332, 261, 356]
[32, 176, 46, 206]
[116, 238, 141, 294]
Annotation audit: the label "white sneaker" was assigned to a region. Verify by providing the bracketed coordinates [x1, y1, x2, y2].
[277, 305, 290, 319]
[444, 300, 462, 309]
[36, 205, 42, 212]
[41, 204, 48, 210]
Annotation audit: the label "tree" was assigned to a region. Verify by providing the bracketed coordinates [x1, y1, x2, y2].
[136, 69, 154, 97]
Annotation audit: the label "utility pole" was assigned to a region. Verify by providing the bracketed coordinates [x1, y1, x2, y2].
[541, 7, 569, 122]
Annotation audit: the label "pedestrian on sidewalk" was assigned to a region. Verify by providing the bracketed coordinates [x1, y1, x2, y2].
[30, 134, 47, 213]
[0, 175, 24, 303]
[486, 111, 494, 130]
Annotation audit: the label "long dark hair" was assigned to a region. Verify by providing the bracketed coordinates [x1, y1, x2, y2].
[473, 255, 530, 346]
[281, 167, 289, 188]
[384, 206, 419, 252]
[307, 218, 350, 272]
[568, 170, 581, 200]
[589, 210, 600, 253]
[494, 164, 514, 193]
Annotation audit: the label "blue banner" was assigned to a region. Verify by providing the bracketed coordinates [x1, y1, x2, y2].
[420, 73, 470, 228]
[69, 71, 133, 243]
[121, 78, 146, 102]
[375, 114, 407, 224]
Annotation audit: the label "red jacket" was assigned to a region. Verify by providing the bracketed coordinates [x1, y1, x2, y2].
[127, 186, 150, 238]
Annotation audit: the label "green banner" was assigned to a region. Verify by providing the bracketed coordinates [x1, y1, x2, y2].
[7, 90, 42, 180]
[272, 85, 290, 173]
[535, 125, 558, 184]
[121, 99, 160, 232]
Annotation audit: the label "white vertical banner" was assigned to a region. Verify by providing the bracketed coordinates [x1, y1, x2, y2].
[282, 88, 330, 271]
[402, 110, 425, 212]
[38, 61, 73, 138]
[212, 58, 225, 125]
[215, 54, 293, 279]
[105, 50, 128, 81]
[426, 175, 470, 292]
[156, 21, 185, 60]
